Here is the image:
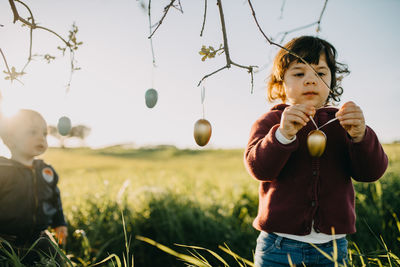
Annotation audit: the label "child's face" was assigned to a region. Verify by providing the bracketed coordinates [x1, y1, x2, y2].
[283, 53, 332, 108]
[9, 114, 48, 161]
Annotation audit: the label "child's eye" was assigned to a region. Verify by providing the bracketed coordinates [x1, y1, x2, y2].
[318, 72, 326, 76]
[294, 73, 304, 77]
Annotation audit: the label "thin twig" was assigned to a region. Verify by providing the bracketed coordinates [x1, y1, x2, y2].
[318, 0, 328, 23]
[0, 48, 12, 74]
[10, 0, 70, 46]
[279, 0, 286, 19]
[175, 0, 183, 13]
[274, 0, 329, 43]
[148, 0, 156, 65]
[247, 0, 331, 91]
[197, 66, 229, 86]
[148, 0, 176, 39]
[276, 22, 318, 43]
[200, 0, 207, 37]
[7, 0, 80, 89]
[197, 0, 256, 90]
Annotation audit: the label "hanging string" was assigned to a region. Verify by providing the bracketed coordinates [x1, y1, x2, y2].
[309, 106, 339, 130]
[148, 0, 157, 89]
[201, 84, 206, 119]
[62, 86, 69, 116]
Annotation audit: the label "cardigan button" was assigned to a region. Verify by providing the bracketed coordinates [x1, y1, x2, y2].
[311, 201, 316, 207]
[312, 170, 317, 176]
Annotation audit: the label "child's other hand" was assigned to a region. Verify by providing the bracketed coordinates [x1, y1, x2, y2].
[279, 104, 315, 140]
[54, 226, 68, 245]
[336, 101, 366, 143]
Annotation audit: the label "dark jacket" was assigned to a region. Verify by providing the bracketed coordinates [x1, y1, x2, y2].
[0, 157, 67, 242]
[244, 104, 388, 235]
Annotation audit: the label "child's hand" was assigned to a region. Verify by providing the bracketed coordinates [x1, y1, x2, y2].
[279, 104, 315, 140]
[54, 226, 68, 245]
[336, 101, 366, 143]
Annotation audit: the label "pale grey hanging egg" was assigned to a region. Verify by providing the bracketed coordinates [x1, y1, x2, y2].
[145, 88, 158, 108]
[57, 116, 71, 136]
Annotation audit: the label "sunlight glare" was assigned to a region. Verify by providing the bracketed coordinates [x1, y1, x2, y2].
[0, 94, 21, 119]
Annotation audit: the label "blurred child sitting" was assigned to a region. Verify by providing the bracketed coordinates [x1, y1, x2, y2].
[0, 109, 68, 265]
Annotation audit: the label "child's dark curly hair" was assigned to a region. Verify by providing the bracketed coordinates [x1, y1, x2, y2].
[267, 36, 350, 104]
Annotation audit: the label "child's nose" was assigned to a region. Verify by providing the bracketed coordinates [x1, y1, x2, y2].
[304, 74, 317, 85]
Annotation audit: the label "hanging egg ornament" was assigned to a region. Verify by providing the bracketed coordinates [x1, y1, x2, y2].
[194, 119, 212, 147]
[145, 88, 158, 108]
[307, 130, 327, 157]
[57, 116, 72, 136]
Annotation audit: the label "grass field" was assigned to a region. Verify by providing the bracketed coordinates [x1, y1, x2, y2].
[3, 143, 399, 266]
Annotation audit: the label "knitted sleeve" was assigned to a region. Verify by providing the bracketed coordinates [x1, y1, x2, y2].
[244, 111, 299, 181]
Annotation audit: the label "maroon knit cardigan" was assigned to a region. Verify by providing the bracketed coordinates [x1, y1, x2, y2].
[244, 104, 388, 235]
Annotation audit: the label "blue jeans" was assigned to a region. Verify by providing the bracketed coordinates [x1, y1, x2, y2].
[254, 232, 348, 267]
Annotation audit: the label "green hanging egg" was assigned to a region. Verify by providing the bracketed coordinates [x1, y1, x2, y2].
[145, 88, 158, 108]
[57, 116, 71, 136]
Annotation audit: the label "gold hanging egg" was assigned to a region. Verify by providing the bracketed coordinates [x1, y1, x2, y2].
[307, 130, 326, 157]
[194, 119, 212, 147]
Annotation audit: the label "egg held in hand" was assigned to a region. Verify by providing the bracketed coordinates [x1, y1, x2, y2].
[307, 130, 327, 157]
[194, 119, 212, 146]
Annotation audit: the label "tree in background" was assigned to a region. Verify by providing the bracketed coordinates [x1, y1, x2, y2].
[48, 124, 91, 148]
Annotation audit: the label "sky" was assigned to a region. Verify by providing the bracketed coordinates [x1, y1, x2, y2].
[1, 0, 399, 152]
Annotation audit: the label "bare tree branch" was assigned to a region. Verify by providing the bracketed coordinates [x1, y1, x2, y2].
[148, 0, 177, 39]
[198, 66, 228, 86]
[247, 0, 331, 91]
[217, 0, 230, 67]
[6, 0, 82, 89]
[200, 0, 208, 37]
[274, 0, 329, 43]
[175, 0, 183, 13]
[198, 0, 256, 90]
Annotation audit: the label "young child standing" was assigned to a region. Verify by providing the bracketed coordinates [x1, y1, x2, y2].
[244, 36, 388, 266]
[0, 109, 68, 265]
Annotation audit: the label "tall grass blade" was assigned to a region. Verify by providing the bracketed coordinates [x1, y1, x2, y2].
[42, 231, 76, 267]
[121, 210, 133, 267]
[186, 249, 211, 266]
[309, 243, 333, 262]
[89, 254, 122, 267]
[175, 244, 229, 266]
[0, 238, 23, 267]
[136, 235, 209, 267]
[218, 244, 254, 266]
[388, 252, 400, 265]
[352, 242, 366, 267]
[287, 254, 294, 267]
